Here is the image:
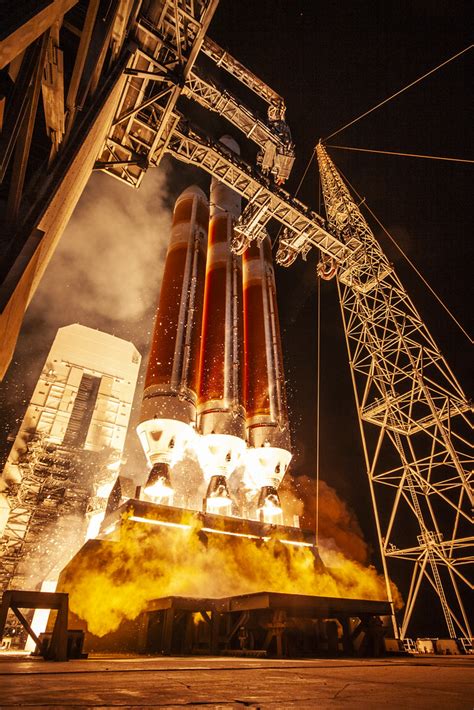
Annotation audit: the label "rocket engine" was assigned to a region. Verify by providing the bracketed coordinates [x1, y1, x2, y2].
[197, 136, 246, 515]
[137, 185, 209, 503]
[243, 235, 292, 523]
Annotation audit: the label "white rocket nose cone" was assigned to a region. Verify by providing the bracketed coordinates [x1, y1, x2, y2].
[219, 135, 240, 155]
[177, 184, 208, 202]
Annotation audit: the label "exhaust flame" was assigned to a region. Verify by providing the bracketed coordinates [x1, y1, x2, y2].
[62, 513, 402, 638]
[257, 486, 283, 524]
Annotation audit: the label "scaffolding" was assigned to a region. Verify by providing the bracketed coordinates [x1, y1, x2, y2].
[316, 142, 473, 639]
[0, 435, 109, 591]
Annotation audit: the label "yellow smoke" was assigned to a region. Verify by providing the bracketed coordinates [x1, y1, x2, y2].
[281, 476, 370, 564]
[61, 513, 400, 638]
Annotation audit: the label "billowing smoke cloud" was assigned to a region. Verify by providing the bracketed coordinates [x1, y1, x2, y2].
[0, 166, 173, 474]
[280, 475, 369, 564]
[29, 166, 172, 347]
[62, 515, 401, 638]
[279, 474, 401, 607]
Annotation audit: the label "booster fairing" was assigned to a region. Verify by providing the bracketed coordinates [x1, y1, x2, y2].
[242, 234, 292, 521]
[197, 136, 246, 513]
[137, 185, 209, 499]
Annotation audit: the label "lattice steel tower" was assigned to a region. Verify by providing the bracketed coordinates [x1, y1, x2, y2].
[316, 142, 473, 639]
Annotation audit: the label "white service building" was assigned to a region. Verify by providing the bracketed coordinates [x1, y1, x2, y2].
[0, 324, 141, 590]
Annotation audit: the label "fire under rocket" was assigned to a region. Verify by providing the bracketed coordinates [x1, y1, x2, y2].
[137, 137, 292, 521]
[137, 185, 209, 502]
[197, 136, 246, 515]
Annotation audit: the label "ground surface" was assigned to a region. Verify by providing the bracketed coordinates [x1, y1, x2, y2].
[0, 653, 472, 709]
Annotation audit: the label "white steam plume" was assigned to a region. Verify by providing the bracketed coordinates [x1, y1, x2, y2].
[29, 166, 172, 340]
[0, 166, 173, 476]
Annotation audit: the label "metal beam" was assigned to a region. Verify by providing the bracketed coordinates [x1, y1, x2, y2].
[165, 125, 347, 263]
[0, 38, 46, 183]
[0, 0, 79, 70]
[200, 35, 284, 108]
[6, 32, 50, 226]
[64, 0, 100, 139]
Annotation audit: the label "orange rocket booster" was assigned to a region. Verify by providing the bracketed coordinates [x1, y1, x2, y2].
[143, 185, 208, 416]
[242, 233, 291, 523]
[137, 186, 208, 478]
[197, 137, 245, 439]
[196, 137, 246, 513]
[243, 234, 290, 450]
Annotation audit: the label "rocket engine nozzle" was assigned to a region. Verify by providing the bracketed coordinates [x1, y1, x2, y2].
[257, 485, 283, 524]
[143, 462, 174, 503]
[204, 474, 232, 516]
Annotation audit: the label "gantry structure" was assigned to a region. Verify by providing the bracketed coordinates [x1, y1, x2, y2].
[1, 437, 106, 590]
[316, 143, 472, 639]
[0, 0, 471, 638]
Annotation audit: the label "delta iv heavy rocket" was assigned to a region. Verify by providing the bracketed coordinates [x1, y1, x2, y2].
[137, 185, 209, 502]
[197, 136, 246, 515]
[136, 137, 292, 521]
[243, 235, 292, 523]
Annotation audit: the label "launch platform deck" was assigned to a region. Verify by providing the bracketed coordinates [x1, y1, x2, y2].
[60, 587, 392, 657]
[137, 592, 392, 657]
[0, 654, 472, 708]
[100, 499, 317, 545]
[145, 591, 391, 619]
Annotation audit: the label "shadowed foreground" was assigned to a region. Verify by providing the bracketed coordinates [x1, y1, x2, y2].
[0, 654, 472, 708]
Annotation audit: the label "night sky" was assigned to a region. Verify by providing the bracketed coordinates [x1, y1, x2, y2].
[0, 1, 472, 634]
[208, 1, 473, 526]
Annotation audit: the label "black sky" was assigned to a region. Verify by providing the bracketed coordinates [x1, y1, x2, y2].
[206, 0, 473, 505]
[0, 0, 472, 634]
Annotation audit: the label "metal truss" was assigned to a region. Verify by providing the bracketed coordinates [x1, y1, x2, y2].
[165, 124, 349, 262]
[0, 436, 110, 591]
[96, 4, 294, 184]
[0, 437, 76, 590]
[95, 1, 219, 188]
[183, 69, 295, 182]
[94, 24, 348, 265]
[316, 142, 473, 639]
[201, 35, 284, 108]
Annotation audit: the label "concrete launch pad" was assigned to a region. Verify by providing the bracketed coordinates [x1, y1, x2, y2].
[56, 499, 392, 658]
[1, 654, 472, 708]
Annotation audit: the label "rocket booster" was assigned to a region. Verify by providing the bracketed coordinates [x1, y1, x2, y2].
[197, 136, 246, 512]
[243, 234, 292, 521]
[137, 185, 209, 499]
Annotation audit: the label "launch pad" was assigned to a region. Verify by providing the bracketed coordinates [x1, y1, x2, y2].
[53, 498, 391, 658]
[55, 581, 391, 658]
